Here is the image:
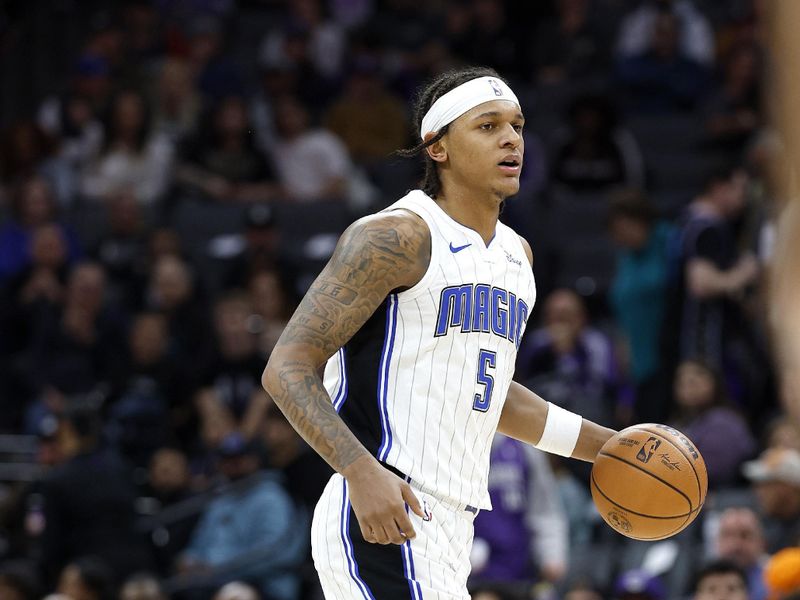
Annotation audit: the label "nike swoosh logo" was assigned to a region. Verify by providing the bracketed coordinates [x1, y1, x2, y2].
[449, 242, 472, 253]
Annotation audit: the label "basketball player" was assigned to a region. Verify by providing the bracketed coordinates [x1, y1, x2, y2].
[262, 66, 617, 599]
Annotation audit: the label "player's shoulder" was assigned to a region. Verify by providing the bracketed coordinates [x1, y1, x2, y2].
[517, 234, 534, 266]
[343, 208, 430, 249]
[336, 208, 431, 286]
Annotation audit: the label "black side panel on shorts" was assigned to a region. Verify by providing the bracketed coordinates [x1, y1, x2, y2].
[338, 297, 389, 456]
[348, 505, 414, 600]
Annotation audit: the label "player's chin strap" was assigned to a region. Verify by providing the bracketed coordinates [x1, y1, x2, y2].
[534, 402, 583, 457]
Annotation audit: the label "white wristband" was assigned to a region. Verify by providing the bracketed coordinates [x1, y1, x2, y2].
[535, 403, 583, 457]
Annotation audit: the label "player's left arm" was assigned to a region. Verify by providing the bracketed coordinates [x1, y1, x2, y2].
[497, 383, 615, 462]
[499, 236, 616, 462]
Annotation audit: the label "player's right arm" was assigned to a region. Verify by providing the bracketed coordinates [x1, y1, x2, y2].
[262, 210, 429, 545]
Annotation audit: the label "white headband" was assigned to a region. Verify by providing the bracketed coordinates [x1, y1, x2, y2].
[419, 76, 520, 139]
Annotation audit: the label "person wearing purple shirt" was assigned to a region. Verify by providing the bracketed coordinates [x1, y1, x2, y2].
[470, 435, 568, 585]
[0, 177, 82, 283]
[671, 360, 756, 488]
[516, 289, 622, 428]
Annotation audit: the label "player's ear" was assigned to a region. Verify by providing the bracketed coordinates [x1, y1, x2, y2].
[424, 133, 448, 164]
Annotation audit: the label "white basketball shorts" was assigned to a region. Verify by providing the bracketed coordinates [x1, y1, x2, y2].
[311, 472, 478, 600]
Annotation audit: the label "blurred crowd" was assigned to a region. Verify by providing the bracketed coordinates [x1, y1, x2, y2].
[0, 0, 798, 599]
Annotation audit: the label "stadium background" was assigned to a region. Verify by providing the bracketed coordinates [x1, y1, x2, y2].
[0, 1, 798, 599]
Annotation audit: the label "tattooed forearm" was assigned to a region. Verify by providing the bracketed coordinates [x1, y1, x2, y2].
[271, 362, 367, 472]
[262, 210, 430, 473]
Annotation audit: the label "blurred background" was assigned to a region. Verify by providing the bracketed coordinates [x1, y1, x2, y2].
[0, 0, 798, 599]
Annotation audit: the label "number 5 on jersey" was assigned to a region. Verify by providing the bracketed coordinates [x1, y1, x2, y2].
[473, 349, 497, 412]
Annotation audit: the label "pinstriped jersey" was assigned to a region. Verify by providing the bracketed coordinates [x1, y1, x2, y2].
[323, 190, 537, 509]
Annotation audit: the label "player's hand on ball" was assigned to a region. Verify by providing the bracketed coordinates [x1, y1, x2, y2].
[343, 456, 426, 545]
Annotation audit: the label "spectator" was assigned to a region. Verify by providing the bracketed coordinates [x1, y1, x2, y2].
[27, 262, 124, 397]
[15, 225, 71, 307]
[614, 569, 666, 600]
[471, 586, 520, 600]
[664, 168, 759, 373]
[258, 0, 346, 80]
[176, 433, 306, 600]
[113, 313, 196, 450]
[456, 0, 527, 79]
[37, 54, 111, 150]
[55, 557, 115, 600]
[195, 292, 269, 441]
[692, 560, 749, 600]
[325, 59, 410, 166]
[362, 0, 438, 59]
[249, 65, 299, 155]
[470, 436, 568, 586]
[608, 188, 675, 423]
[742, 448, 800, 552]
[533, 0, 608, 85]
[151, 58, 202, 145]
[563, 582, 604, 600]
[214, 581, 261, 600]
[0, 176, 82, 283]
[0, 224, 71, 377]
[670, 359, 756, 489]
[122, 2, 165, 70]
[763, 548, 800, 600]
[765, 416, 800, 452]
[37, 87, 104, 205]
[185, 16, 244, 102]
[33, 402, 154, 581]
[91, 190, 149, 311]
[713, 508, 768, 600]
[81, 89, 174, 205]
[145, 254, 213, 372]
[140, 448, 200, 575]
[551, 455, 594, 552]
[119, 573, 165, 600]
[616, 0, 715, 67]
[328, 0, 373, 31]
[248, 269, 293, 357]
[176, 96, 281, 203]
[146, 447, 194, 506]
[0, 121, 68, 197]
[616, 11, 709, 113]
[0, 561, 41, 600]
[516, 288, 620, 428]
[270, 96, 354, 203]
[213, 581, 261, 600]
[212, 203, 282, 291]
[145, 227, 183, 266]
[705, 44, 762, 152]
[550, 94, 644, 191]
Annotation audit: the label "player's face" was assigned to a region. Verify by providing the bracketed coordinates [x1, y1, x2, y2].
[695, 573, 748, 600]
[442, 99, 524, 199]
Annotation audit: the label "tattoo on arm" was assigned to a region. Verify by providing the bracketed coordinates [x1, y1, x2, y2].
[264, 212, 430, 473]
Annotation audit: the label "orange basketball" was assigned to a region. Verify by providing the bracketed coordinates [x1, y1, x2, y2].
[590, 423, 708, 540]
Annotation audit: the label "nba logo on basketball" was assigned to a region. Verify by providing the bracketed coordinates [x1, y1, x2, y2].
[636, 438, 661, 463]
[487, 79, 503, 97]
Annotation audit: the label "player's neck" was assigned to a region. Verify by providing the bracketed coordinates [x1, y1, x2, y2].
[434, 184, 501, 244]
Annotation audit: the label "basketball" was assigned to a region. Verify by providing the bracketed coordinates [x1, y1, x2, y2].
[591, 424, 708, 540]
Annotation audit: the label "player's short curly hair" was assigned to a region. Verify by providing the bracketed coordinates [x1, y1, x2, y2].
[397, 66, 504, 199]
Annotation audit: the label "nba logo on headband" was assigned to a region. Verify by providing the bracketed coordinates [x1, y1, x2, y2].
[487, 79, 503, 97]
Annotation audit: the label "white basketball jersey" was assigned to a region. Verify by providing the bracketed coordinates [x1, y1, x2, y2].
[323, 190, 536, 509]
